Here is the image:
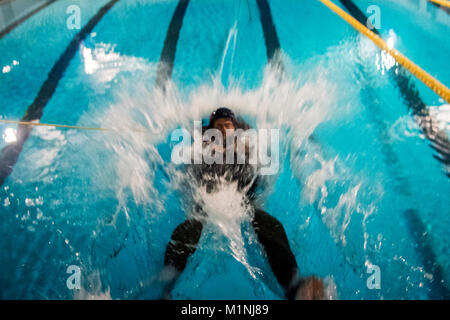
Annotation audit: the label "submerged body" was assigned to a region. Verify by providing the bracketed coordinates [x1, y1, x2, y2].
[163, 108, 324, 299]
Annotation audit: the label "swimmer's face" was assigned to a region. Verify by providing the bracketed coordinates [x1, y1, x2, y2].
[213, 117, 235, 137]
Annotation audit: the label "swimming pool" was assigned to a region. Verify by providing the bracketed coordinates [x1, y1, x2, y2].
[0, 0, 449, 300]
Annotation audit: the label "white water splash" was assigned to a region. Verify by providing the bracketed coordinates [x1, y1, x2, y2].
[84, 62, 339, 285]
[96, 63, 337, 224]
[195, 179, 256, 278]
[321, 184, 361, 246]
[74, 270, 111, 300]
[25, 126, 67, 177]
[81, 42, 152, 80]
[219, 21, 238, 86]
[301, 153, 337, 205]
[429, 104, 450, 135]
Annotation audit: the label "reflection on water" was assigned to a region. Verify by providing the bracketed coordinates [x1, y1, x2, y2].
[1, 48, 448, 299]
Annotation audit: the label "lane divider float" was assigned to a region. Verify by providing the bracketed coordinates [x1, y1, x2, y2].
[320, 0, 450, 103]
[428, 0, 450, 9]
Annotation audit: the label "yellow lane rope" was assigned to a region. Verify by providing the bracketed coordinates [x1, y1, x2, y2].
[2, 0, 448, 133]
[428, 0, 450, 8]
[319, 0, 450, 104]
[0, 119, 148, 133]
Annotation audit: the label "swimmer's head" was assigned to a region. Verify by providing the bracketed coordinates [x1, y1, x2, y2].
[209, 107, 236, 137]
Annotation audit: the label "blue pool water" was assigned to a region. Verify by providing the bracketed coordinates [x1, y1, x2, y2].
[0, 0, 449, 299]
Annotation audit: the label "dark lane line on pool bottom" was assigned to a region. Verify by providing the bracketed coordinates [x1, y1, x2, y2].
[255, 0, 280, 63]
[0, 0, 121, 187]
[339, 0, 450, 299]
[0, 0, 58, 40]
[155, 0, 190, 89]
[260, 0, 446, 298]
[255, 0, 286, 75]
[107, 0, 191, 262]
[339, 0, 450, 178]
[358, 76, 449, 298]
[256, 0, 371, 295]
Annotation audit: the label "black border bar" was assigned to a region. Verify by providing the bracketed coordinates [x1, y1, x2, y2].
[0, 300, 446, 316]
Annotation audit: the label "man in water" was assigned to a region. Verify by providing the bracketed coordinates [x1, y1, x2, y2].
[162, 107, 325, 300]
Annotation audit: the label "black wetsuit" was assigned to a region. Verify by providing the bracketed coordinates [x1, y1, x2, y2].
[164, 121, 300, 299]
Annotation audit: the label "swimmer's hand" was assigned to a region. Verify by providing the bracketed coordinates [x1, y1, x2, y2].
[159, 266, 179, 300]
[290, 276, 325, 300]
